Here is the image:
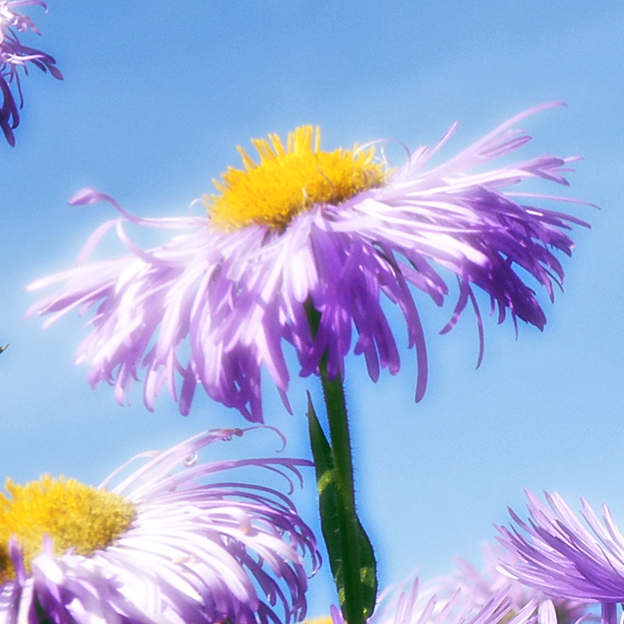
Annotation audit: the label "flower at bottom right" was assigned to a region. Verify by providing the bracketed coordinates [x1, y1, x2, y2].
[496, 489, 624, 624]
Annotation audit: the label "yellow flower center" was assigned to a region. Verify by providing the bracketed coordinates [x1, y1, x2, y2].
[205, 125, 387, 231]
[0, 475, 135, 579]
[305, 617, 334, 624]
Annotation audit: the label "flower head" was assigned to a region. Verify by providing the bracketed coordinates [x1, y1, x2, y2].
[0, 0, 62, 146]
[421, 542, 591, 624]
[496, 490, 624, 624]
[0, 427, 320, 624]
[28, 103, 589, 420]
[328, 576, 538, 624]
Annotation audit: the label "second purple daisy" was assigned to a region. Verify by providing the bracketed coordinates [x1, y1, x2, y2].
[0, 427, 319, 624]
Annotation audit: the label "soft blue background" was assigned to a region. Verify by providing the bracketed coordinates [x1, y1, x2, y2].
[1, 0, 623, 616]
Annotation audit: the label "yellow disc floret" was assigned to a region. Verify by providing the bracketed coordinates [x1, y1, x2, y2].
[305, 617, 334, 624]
[0, 475, 135, 579]
[205, 125, 387, 231]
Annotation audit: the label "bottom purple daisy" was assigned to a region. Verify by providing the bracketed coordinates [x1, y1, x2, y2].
[0, 427, 319, 624]
[325, 575, 538, 624]
[422, 542, 591, 624]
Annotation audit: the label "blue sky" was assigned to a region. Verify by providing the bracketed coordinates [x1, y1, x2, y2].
[1, 0, 624, 616]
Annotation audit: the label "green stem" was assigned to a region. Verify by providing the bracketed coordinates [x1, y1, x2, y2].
[320, 366, 364, 624]
[320, 369, 355, 507]
[34, 596, 54, 624]
[306, 303, 374, 624]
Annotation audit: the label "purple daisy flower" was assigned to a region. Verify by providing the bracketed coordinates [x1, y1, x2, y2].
[326, 576, 538, 624]
[28, 103, 589, 420]
[496, 490, 624, 624]
[0, 427, 320, 624]
[421, 542, 592, 624]
[0, 0, 62, 146]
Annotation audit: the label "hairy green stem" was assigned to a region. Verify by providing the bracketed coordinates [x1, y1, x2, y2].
[320, 365, 364, 624]
[306, 303, 374, 624]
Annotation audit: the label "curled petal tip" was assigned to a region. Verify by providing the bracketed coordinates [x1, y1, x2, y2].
[49, 65, 64, 80]
[68, 187, 110, 206]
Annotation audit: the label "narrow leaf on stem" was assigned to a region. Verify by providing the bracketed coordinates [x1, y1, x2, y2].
[307, 393, 377, 623]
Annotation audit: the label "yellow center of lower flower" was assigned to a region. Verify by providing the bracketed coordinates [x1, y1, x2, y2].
[305, 617, 334, 624]
[0, 475, 135, 579]
[205, 125, 387, 231]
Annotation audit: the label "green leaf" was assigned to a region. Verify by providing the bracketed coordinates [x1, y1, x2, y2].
[307, 394, 377, 622]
